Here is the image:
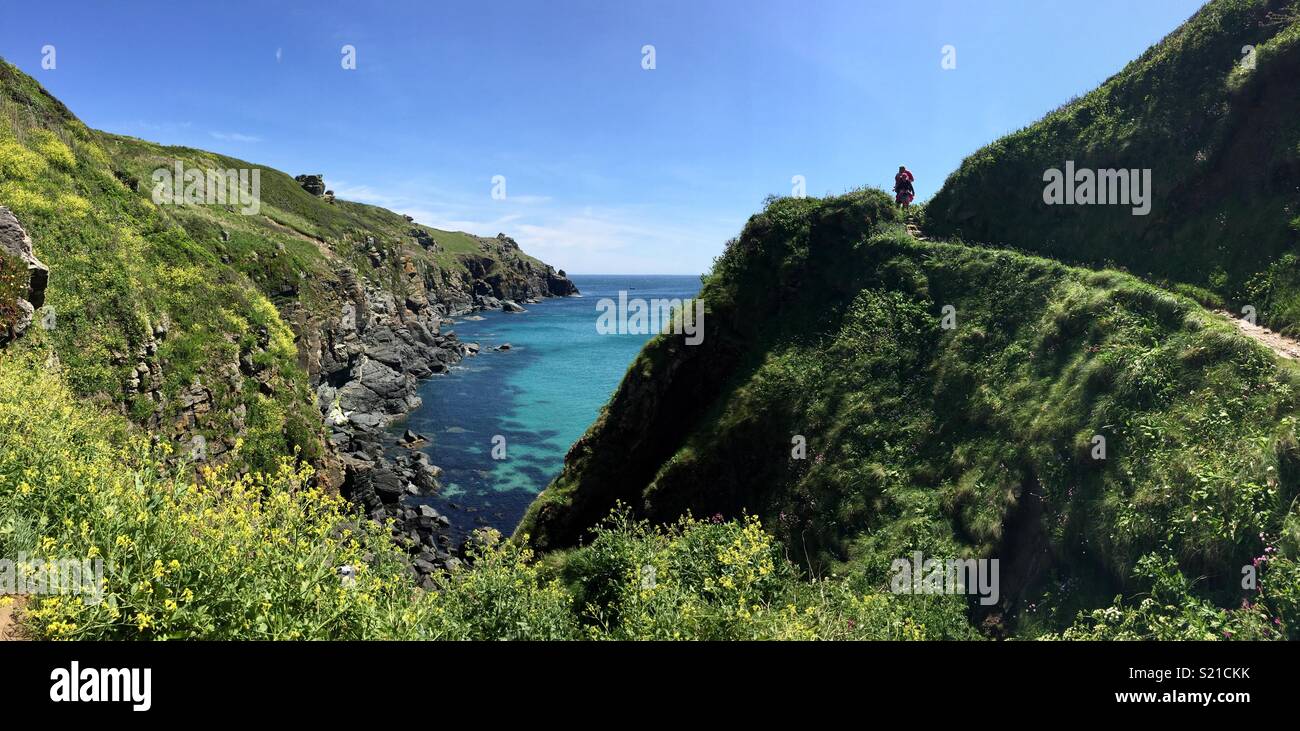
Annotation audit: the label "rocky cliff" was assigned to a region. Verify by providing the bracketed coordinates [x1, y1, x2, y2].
[293, 231, 577, 578]
[0, 206, 47, 345]
[0, 57, 577, 578]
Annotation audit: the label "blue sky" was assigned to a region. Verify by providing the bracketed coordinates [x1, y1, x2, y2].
[3, 0, 1205, 274]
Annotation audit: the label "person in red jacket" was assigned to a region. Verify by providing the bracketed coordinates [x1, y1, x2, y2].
[894, 166, 915, 208]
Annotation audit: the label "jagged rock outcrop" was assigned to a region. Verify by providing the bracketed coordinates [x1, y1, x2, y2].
[294, 174, 326, 197]
[426, 234, 578, 314]
[238, 223, 577, 571]
[160, 238, 558, 575]
[109, 312, 277, 466]
[546, 267, 579, 296]
[409, 228, 440, 252]
[305, 266, 467, 575]
[304, 240, 574, 576]
[0, 207, 49, 346]
[0, 58, 579, 584]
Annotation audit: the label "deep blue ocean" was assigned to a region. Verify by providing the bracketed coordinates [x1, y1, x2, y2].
[389, 274, 702, 538]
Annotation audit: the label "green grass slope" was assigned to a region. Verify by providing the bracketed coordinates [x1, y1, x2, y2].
[1, 348, 982, 640]
[96, 130, 546, 287]
[521, 191, 1300, 636]
[0, 57, 567, 474]
[0, 59, 320, 471]
[926, 0, 1300, 333]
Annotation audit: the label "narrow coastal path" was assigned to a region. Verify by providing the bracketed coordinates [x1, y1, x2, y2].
[898, 225, 1300, 362]
[904, 216, 929, 241]
[1215, 310, 1300, 361]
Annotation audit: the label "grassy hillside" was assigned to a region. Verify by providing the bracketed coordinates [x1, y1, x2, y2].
[926, 0, 1300, 333]
[9, 2, 1300, 640]
[8, 185, 1296, 640]
[96, 130, 546, 285]
[1, 346, 985, 640]
[0, 59, 319, 471]
[520, 191, 1300, 637]
[0, 57, 567, 474]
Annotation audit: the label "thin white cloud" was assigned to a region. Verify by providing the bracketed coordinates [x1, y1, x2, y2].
[209, 131, 263, 143]
[507, 194, 553, 205]
[328, 183, 395, 206]
[433, 214, 523, 233]
[326, 179, 734, 274]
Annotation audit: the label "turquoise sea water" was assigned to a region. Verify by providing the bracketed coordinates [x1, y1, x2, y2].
[390, 274, 702, 538]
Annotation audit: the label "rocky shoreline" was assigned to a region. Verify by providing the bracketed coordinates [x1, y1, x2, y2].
[310, 243, 577, 585]
[7, 190, 577, 585]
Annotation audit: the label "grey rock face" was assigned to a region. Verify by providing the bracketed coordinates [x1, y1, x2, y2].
[298, 229, 582, 579]
[0, 207, 49, 346]
[294, 174, 327, 196]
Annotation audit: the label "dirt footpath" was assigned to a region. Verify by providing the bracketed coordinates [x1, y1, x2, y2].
[0, 595, 28, 640]
[1216, 310, 1300, 360]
